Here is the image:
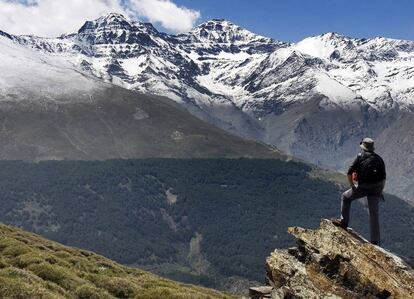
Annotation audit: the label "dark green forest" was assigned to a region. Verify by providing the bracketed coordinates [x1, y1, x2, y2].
[0, 159, 412, 290]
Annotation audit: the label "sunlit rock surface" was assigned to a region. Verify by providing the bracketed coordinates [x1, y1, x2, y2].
[253, 219, 414, 299]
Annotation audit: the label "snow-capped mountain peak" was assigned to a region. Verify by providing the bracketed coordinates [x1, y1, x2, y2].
[91, 13, 131, 26]
[78, 13, 132, 35]
[294, 32, 414, 62]
[189, 19, 273, 44]
[293, 32, 356, 61]
[76, 13, 160, 46]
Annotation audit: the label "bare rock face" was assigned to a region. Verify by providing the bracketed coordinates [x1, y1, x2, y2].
[257, 219, 414, 299]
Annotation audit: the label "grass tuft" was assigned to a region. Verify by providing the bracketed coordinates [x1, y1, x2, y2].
[75, 284, 112, 299]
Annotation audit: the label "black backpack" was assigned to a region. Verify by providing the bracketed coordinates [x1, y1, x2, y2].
[358, 152, 386, 183]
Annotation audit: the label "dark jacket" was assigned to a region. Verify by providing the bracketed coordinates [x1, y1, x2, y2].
[347, 151, 386, 184]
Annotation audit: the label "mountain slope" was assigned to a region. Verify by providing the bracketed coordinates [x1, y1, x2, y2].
[5, 14, 413, 201]
[0, 33, 280, 161]
[0, 223, 234, 299]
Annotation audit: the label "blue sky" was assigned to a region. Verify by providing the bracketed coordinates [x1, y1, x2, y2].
[173, 0, 414, 42]
[0, 0, 412, 40]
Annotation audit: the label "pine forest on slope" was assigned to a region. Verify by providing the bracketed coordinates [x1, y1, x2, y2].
[0, 159, 412, 294]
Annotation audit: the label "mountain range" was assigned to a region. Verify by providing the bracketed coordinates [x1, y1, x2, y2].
[1, 12, 412, 202]
[0, 30, 279, 160]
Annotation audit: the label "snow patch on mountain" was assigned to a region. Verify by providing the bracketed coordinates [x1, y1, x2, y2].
[0, 35, 101, 100]
[314, 72, 360, 108]
[294, 32, 354, 60]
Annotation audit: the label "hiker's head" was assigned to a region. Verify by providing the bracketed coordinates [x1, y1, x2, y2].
[360, 137, 375, 152]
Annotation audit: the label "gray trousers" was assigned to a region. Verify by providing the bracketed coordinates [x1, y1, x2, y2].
[341, 180, 385, 244]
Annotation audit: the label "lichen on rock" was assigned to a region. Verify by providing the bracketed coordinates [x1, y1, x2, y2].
[252, 219, 414, 299]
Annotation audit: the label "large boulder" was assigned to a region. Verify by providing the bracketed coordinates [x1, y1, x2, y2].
[256, 219, 414, 299]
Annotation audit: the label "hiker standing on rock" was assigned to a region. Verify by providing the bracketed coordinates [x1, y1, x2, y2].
[332, 138, 386, 246]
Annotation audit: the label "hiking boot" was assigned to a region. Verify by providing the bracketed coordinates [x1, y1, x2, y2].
[371, 241, 380, 246]
[331, 218, 348, 229]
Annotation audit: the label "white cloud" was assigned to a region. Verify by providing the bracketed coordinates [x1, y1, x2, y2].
[0, 0, 200, 37]
[129, 0, 200, 33]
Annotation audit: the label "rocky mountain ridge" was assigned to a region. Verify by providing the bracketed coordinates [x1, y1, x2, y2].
[1, 13, 414, 201]
[8, 13, 413, 113]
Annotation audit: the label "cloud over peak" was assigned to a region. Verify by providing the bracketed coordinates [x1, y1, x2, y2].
[130, 0, 200, 33]
[0, 0, 200, 37]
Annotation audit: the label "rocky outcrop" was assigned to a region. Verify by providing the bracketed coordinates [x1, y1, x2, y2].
[252, 219, 414, 299]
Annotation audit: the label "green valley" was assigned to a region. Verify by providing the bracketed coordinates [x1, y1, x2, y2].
[0, 159, 412, 293]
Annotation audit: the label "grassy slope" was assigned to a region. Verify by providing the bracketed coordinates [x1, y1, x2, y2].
[0, 224, 235, 299]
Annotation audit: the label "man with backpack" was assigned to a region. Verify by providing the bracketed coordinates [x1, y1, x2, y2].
[332, 138, 386, 246]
